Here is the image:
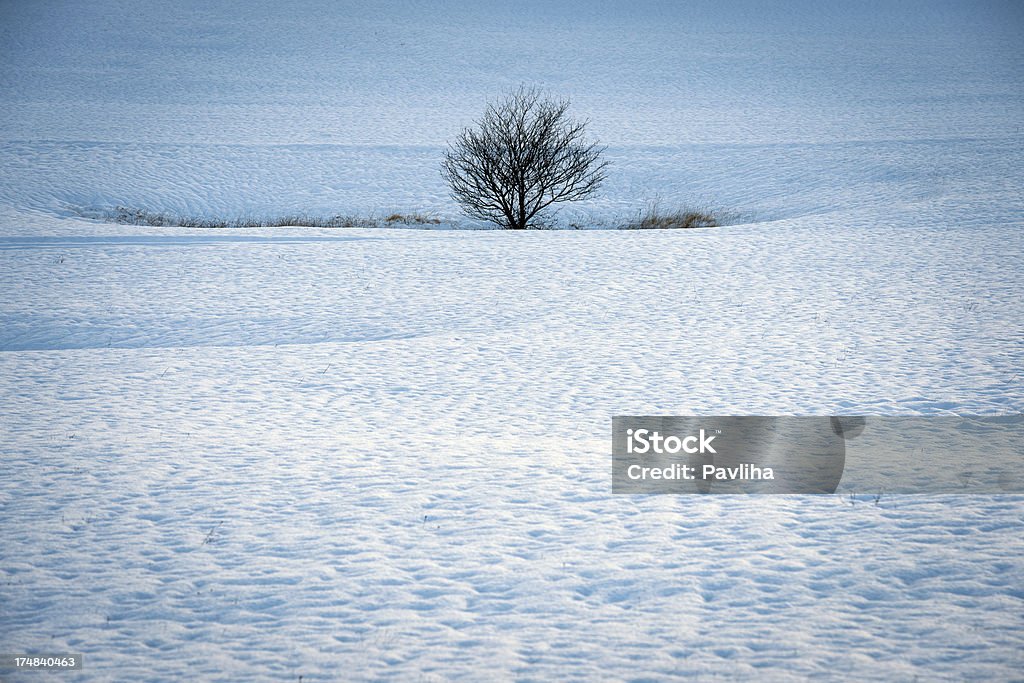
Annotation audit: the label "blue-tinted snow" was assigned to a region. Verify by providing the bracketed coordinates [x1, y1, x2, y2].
[1, 1, 1022, 681]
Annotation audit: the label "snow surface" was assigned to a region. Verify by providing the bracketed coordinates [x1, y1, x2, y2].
[1, 0, 1023, 680]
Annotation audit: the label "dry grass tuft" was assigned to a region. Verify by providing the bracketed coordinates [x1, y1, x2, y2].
[102, 207, 440, 229]
[384, 212, 441, 225]
[622, 203, 722, 230]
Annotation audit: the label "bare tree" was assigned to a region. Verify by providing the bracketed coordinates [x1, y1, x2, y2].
[442, 86, 608, 230]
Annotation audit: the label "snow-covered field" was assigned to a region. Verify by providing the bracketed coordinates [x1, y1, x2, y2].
[2, 1, 1023, 680]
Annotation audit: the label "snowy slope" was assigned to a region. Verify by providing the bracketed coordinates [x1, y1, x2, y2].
[1, 1, 1023, 681]
[1, 0, 1021, 227]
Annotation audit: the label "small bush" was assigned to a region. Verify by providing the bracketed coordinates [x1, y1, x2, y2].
[442, 85, 608, 230]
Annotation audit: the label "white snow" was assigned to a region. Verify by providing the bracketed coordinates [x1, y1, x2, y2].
[1, 1, 1023, 680]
